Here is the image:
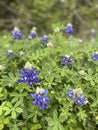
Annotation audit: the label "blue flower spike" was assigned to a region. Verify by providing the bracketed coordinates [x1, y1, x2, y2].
[28, 27, 37, 39]
[91, 29, 96, 35]
[31, 87, 50, 109]
[12, 27, 22, 40]
[7, 50, 14, 57]
[40, 35, 49, 43]
[92, 52, 98, 61]
[18, 62, 40, 87]
[61, 55, 74, 67]
[68, 88, 88, 106]
[64, 23, 74, 35]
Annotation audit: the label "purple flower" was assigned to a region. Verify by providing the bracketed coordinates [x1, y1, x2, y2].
[31, 87, 50, 109]
[40, 35, 49, 43]
[92, 52, 98, 61]
[75, 96, 86, 105]
[18, 62, 40, 87]
[12, 27, 22, 40]
[61, 55, 74, 67]
[28, 28, 37, 39]
[7, 50, 14, 57]
[68, 88, 87, 106]
[91, 29, 96, 35]
[64, 23, 74, 35]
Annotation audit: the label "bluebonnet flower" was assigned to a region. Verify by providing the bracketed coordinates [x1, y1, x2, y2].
[18, 62, 40, 87]
[68, 88, 87, 105]
[12, 27, 22, 39]
[92, 52, 98, 60]
[40, 35, 49, 43]
[7, 50, 14, 57]
[64, 23, 74, 35]
[91, 29, 96, 35]
[28, 27, 37, 39]
[31, 87, 50, 109]
[75, 96, 86, 105]
[61, 55, 74, 67]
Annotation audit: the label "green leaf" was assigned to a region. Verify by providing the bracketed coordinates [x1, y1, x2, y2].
[53, 110, 58, 120]
[11, 126, 19, 130]
[4, 108, 11, 116]
[47, 126, 53, 130]
[53, 124, 59, 130]
[12, 111, 16, 119]
[30, 124, 42, 130]
[48, 120, 55, 126]
[59, 124, 64, 130]
[15, 107, 23, 113]
[11, 97, 19, 103]
[0, 108, 2, 116]
[3, 106, 9, 110]
[90, 80, 95, 85]
[46, 117, 53, 122]
[22, 127, 27, 130]
[33, 114, 38, 123]
[3, 106, 12, 116]
[91, 101, 98, 107]
[10, 92, 19, 96]
[84, 76, 91, 81]
[0, 119, 4, 130]
[4, 118, 10, 124]
[6, 102, 12, 108]
[59, 113, 67, 123]
[14, 100, 22, 108]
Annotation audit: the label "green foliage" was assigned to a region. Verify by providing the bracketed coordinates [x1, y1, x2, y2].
[0, 25, 98, 130]
[0, 0, 98, 35]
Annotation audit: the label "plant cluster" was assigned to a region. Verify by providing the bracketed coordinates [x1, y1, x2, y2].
[0, 23, 98, 130]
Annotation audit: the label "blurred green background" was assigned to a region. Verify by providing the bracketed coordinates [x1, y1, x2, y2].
[0, 0, 98, 36]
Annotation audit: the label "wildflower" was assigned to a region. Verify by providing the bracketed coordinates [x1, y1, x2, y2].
[12, 27, 22, 39]
[64, 23, 74, 35]
[18, 51, 25, 56]
[91, 29, 96, 35]
[28, 27, 37, 39]
[0, 65, 5, 71]
[7, 50, 14, 57]
[40, 35, 49, 43]
[54, 27, 60, 33]
[92, 52, 98, 60]
[18, 62, 40, 87]
[47, 41, 53, 47]
[78, 39, 83, 43]
[31, 87, 50, 109]
[78, 70, 85, 76]
[61, 55, 74, 67]
[68, 88, 87, 105]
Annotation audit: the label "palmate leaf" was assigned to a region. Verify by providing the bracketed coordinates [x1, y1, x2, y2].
[11, 111, 16, 119]
[46, 110, 64, 130]
[4, 107, 11, 116]
[1, 72, 18, 87]
[53, 110, 58, 120]
[15, 108, 23, 113]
